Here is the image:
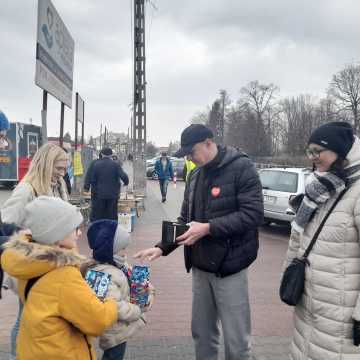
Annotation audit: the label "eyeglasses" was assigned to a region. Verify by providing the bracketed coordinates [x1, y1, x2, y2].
[305, 148, 328, 158]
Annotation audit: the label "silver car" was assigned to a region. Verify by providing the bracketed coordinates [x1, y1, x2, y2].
[258, 167, 311, 224]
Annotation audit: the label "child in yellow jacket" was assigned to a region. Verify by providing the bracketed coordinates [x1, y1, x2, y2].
[1, 196, 120, 360]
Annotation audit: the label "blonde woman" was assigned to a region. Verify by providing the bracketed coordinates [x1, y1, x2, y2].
[1, 142, 69, 360]
[1, 143, 69, 225]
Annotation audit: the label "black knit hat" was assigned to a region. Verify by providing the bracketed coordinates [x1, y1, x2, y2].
[100, 147, 113, 156]
[308, 122, 354, 159]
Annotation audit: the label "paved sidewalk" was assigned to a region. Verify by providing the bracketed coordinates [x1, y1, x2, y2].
[0, 176, 292, 359]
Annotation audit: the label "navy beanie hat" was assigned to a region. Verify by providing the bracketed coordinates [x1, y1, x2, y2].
[308, 121, 354, 159]
[87, 220, 130, 263]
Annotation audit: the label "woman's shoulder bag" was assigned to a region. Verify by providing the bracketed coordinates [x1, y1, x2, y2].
[279, 188, 348, 306]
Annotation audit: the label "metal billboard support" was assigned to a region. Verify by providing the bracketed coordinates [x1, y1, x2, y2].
[59, 102, 65, 147]
[41, 90, 48, 143]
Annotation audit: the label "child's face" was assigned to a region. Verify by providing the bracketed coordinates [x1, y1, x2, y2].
[57, 227, 81, 250]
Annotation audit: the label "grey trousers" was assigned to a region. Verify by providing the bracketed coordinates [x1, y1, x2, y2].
[191, 267, 251, 360]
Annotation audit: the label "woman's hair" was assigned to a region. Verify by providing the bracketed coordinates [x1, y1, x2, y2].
[22, 143, 68, 195]
[329, 158, 348, 181]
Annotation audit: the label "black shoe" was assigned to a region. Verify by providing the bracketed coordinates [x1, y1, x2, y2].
[162, 197, 166, 203]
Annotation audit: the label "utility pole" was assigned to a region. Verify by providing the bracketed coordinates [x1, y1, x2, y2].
[104, 126, 108, 147]
[132, 0, 147, 196]
[219, 89, 226, 145]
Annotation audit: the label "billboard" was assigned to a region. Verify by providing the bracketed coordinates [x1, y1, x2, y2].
[35, 0, 75, 108]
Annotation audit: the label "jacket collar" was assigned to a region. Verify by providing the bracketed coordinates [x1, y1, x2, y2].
[3, 234, 85, 269]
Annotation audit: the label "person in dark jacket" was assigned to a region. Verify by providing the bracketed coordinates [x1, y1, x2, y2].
[84, 152, 103, 193]
[135, 124, 263, 360]
[154, 152, 174, 202]
[87, 148, 129, 221]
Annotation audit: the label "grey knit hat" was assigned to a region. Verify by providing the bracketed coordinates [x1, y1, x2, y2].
[22, 196, 83, 245]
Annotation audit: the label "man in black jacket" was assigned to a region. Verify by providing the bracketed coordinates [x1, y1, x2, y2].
[135, 124, 263, 360]
[86, 147, 129, 221]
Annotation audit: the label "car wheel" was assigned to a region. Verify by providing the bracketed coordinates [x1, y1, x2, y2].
[151, 171, 158, 180]
[263, 218, 272, 226]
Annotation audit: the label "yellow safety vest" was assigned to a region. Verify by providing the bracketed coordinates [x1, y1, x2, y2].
[185, 159, 197, 180]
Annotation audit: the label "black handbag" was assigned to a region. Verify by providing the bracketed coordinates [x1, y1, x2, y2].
[280, 188, 347, 306]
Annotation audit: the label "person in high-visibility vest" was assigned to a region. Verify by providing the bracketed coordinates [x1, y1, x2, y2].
[185, 158, 196, 181]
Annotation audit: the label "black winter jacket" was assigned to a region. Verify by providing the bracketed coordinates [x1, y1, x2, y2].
[88, 157, 129, 199]
[157, 147, 264, 277]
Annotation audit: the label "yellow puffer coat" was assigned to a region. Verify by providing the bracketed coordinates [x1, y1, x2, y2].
[1, 236, 118, 360]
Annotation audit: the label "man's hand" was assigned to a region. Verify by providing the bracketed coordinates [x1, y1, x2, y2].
[176, 222, 210, 246]
[133, 247, 163, 262]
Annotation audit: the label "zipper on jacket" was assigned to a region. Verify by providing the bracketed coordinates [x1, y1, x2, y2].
[84, 335, 93, 360]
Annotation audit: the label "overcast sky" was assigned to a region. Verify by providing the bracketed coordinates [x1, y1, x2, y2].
[1, 0, 359, 146]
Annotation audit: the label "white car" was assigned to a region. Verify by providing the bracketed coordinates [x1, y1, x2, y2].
[258, 167, 311, 225]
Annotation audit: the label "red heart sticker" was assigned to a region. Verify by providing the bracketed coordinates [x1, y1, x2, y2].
[211, 187, 221, 197]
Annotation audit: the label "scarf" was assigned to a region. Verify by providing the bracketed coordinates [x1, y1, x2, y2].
[292, 171, 345, 234]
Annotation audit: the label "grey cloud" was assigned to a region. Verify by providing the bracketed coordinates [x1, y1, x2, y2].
[1, 0, 360, 145]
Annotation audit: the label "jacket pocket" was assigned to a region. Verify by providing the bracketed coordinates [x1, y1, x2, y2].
[191, 237, 228, 274]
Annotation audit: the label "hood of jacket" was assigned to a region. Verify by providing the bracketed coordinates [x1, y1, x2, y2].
[213, 146, 248, 170]
[2, 233, 85, 280]
[345, 136, 360, 180]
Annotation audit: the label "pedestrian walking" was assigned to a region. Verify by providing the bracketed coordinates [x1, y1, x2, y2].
[0, 142, 69, 360]
[87, 147, 129, 221]
[86, 219, 154, 360]
[1, 196, 119, 360]
[154, 152, 174, 202]
[283, 121, 360, 359]
[135, 124, 264, 360]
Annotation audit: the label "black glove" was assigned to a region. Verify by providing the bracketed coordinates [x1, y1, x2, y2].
[353, 320, 360, 346]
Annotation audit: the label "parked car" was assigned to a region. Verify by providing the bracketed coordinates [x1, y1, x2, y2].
[258, 167, 311, 225]
[146, 157, 186, 181]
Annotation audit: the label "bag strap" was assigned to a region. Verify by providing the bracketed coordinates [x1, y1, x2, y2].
[24, 276, 42, 301]
[303, 188, 348, 259]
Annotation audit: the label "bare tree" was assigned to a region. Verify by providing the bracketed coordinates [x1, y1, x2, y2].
[239, 81, 279, 156]
[146, 141, 158, 158]
[168, 141, 180, 155]
[190, 109, 210, 125]
[328, 63, 360, 133]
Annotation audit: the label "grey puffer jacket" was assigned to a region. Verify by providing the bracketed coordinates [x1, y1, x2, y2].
[285, 136, 360, 360]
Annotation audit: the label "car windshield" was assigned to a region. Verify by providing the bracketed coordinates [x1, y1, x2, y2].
[259, 170, 298, 193]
